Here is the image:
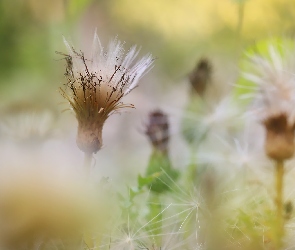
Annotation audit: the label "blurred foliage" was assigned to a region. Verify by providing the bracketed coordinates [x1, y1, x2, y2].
[0, 0, 96, 96]
[1, 1, 295, 248]
[1, 0, 294, 90]
[67, 0, 93, 18]
[109, 0, 295, 40]
[108, 0, 295, 75]
[0, 0, 55, 78]
[145, 150, 179, 193]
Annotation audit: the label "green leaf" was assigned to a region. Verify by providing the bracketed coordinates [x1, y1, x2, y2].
[129, 186, 142, 201]
[138, 173, 161, 189]
[145, 151, 179, 193]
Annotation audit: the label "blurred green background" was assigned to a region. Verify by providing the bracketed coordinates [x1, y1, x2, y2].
[1, 2, 295, 247]
[0, 0, 294, 182]
[1, 0, 295, 104]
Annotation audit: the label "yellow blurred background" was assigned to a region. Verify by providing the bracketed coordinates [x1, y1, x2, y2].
[1, 0, 294, 98]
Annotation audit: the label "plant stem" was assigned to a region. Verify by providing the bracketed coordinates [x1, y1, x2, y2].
[275, 160, 284, 248]
[235, 1, 245, 56]
[84, 152, 93, 172]
[148, 194, 162, 246]
[236, 1, 245, 39]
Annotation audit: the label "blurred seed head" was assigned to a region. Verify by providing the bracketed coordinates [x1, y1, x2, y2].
[59, 32, 154, 154]
[243, 43, 295, 161]
[144, 110, 170, 154]
[243, 43, 295, 124]
[182, 96, 241, 146]
[0, 164, 109, 249]
[188, 58, 212, 96]
[0, 104, 56, 146]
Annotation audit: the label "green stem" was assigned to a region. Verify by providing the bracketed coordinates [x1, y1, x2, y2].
[236, 1, 244, 38]
[275, 160, 284, 249]
[147, 195, 162, 246]
[235, 1, 245, 56]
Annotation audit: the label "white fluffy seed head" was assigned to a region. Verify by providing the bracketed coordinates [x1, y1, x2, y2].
[243, 43, 295, 125]
[62, 32, 154, 101]
[60, 32, 154, 153]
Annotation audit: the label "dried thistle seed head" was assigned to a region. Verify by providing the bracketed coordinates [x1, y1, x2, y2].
[242, 42, 295, 160]
[144, 110, 169, 153]
[243, 43, 295, 123]
[188, 58, 212, 96]
[59, 32, 154, 154]
[263, 113, 295, 161]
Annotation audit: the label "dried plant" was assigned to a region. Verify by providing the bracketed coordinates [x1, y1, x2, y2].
[188, 58, 212, 97]
[59, 32, 154, 168]
[243, 42, 295, 249]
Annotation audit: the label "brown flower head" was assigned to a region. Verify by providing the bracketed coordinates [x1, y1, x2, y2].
[188, 58, 212, 96]
[263, 113, 295, 161]
[243, 43, 295, 161]
[60, 32, 154, 154]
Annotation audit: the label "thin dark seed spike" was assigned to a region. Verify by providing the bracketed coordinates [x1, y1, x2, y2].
[115, 72, 126, 89]
[56, 51, 74, 78]
[93, 76, 101, 84]
[87, 77, 96, 90]
[71, 48, 91, 77]
[131, 73, 137, 83]
[106, 87, 117, 103]
[104, 91, 110, 107]
[115, 93, 124, 102]
[83, 84, 86, 101]
[93, 81, 97, 103]
[70, 85, 77, 97]
[120, 75, 131, 92]
[108, 65, 121, 83]
[81, 52, 91, 77]
[97, 85, 100, 102]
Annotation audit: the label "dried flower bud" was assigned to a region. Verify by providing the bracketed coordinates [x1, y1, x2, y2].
[76, 118, 103, 154]
[144, 110, 169, 153]
[188, 58, 212, 96]
[263, 113, 295, 161]
[59, 32, 154, 154]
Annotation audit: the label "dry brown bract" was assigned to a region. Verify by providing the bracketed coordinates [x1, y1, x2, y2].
[264, 113, 295, 161]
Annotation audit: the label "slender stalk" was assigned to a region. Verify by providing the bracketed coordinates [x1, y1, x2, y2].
[275, 160, 284, 249]
[147, 194, 162, 246]
[186, 146, 197, 184]
[235, 1, 245, 56]
[84, 152, 93, 172]
[236, 1, 245, 39]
